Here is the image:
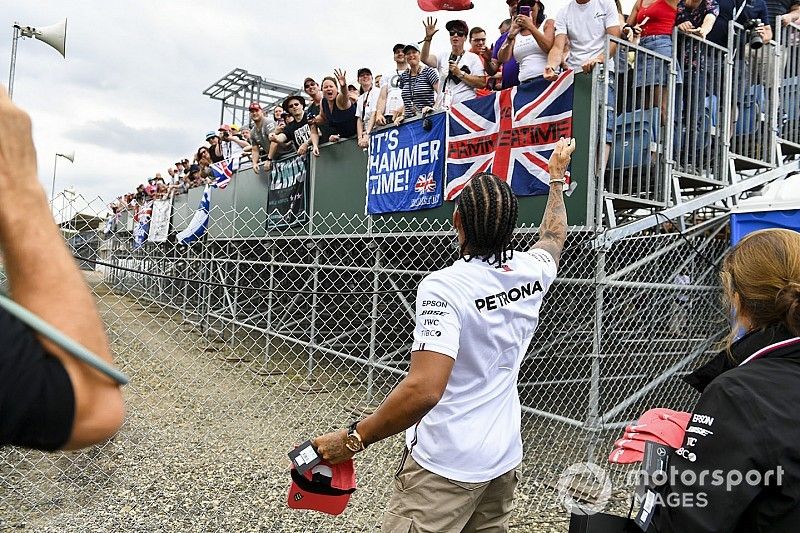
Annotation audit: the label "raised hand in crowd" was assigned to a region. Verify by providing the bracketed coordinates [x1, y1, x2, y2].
[423, 16, 439, 40]
[334, 68, 347, 89]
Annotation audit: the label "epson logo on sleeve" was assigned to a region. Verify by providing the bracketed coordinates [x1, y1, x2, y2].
[691, 414, 714, 426]
[422, 300, 448, 308]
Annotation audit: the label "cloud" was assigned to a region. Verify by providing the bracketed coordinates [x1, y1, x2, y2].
[67, 119, 195, 157]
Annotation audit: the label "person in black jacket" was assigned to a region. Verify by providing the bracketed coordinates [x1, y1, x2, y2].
[653, 228, 800, 532]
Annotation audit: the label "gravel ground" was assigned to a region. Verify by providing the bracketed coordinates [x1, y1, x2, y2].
[0, 275, 637, 532]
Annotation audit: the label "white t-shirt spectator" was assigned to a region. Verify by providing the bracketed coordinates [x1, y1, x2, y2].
[407, 249, 558, 482]
[432, 50, 485, 105]
[355, 87, 381, 127]
[381, 68, 409, 117]
[220, 139, 244, 163]
[514, 29, 553, 83]
[555, 0, 619, 72]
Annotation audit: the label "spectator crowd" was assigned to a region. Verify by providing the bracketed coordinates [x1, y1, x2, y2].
[109, 0, 800, 215]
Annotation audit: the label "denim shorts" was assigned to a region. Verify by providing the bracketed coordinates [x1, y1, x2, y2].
[606, 77, 616, 144]
[636, 35, 681, 87]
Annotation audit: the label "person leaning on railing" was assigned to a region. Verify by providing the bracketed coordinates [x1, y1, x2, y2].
[627, 0, 680, 124]
[0, 86, 125, 451]
[766, 0, 800, 31]
[309, 71, 358, 144]
[393, 43, 441, 125]
[264, 95, 320, 172]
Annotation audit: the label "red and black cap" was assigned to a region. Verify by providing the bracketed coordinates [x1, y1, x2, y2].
[287, 460, 356, 516]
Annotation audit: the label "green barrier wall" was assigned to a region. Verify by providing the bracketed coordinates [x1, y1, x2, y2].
[163, 75, 594, 240]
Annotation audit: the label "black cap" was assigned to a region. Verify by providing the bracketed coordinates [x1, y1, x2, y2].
[282, 95, 306, 112]
[393, 43, 405, 53]
[445, 20, 469, 34]
[357, 67, 372, 78]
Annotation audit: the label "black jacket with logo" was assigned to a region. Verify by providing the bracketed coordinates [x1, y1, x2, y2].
[653, 325, 800, 532]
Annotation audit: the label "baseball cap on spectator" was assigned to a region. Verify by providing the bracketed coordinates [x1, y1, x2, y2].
[393, 43, 405, 53]
[218, 124, 232, 133]
[188, 164, 200, 173]
[347, 84, 358, 92]
[445, 20, 469, 35]
[287, 459, 356, 516]
[230, 124, 241, 132]
[282, 95, 306, 112]
[357, 67, 372, 78]
[205, 131, 217, 140]
[303, 77, 317, 89]
[404, 43, 422, 54]
[248, 102, 262, 112]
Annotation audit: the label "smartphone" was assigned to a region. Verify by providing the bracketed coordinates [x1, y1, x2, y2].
[518, 5, 532, 16]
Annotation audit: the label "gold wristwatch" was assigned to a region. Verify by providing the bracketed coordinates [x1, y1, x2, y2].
[344, 420, 366, 453]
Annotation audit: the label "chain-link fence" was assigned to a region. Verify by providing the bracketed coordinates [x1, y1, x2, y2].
[0, 191, 732, 532]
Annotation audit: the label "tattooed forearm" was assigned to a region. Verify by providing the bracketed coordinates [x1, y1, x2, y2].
[531, 183, 567, 266]
[530, 136, 572, 267]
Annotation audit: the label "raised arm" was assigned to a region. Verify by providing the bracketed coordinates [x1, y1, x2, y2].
[529, 137, 574, 267]
[421, 17, 439, 68]
[0, 86, 124, 450]
[497, 20, 519, 64]
[334, 69, 351, 111]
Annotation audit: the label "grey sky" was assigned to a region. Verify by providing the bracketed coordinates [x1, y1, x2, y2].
[4, 0, 637, 205]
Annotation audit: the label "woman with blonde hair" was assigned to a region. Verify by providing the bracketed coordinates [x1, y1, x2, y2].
[653, 228, 800, 531]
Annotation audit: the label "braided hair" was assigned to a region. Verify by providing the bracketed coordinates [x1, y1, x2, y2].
[456, 172, 519, 267]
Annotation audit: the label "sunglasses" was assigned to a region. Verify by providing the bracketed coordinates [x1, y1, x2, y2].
[471, 37, 486, 42]
[449, 31, 467, 37]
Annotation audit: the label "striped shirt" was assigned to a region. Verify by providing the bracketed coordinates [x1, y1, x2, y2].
[398, 66, 439, 117]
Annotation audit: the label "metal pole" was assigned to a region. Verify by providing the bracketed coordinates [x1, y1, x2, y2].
[51, 153, 58, 202]
[8, 25, 20, 100]
[586, 246, 606, 463]
[365, 244, 381, 404]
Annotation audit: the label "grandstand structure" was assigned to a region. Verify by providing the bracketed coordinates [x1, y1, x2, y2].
[2, 20, 799, 531]
[105, 18, 799, 511]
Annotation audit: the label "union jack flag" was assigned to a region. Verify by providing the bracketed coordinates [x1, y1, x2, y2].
[414, 172, 436, 193]
[210, 159, 234, 189]
[445, 70, 575, 200]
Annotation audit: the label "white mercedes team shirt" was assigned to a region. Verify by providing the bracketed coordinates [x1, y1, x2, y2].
[407, 249, 558, 482]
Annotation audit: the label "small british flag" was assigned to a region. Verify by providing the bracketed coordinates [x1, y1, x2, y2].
[414, 172, 436, 194]
[210, 159, 234, 189]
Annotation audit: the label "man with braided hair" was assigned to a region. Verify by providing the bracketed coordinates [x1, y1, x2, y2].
[313, 138, 575, 532]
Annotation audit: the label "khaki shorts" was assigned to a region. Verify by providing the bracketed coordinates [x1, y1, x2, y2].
[382, 450, 519, 533]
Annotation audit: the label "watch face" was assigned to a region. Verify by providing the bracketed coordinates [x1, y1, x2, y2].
[345, 435, 360, 453]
